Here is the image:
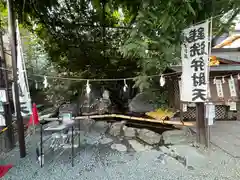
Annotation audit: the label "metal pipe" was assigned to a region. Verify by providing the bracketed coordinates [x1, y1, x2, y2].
[71, 125, 74, 167]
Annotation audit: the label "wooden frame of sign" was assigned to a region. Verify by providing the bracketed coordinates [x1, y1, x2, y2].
[0, 88, 8, 103]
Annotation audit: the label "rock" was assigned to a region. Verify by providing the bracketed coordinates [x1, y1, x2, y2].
[128, 140, 151, 152]
[190, 141, 200, 148]
[159, 146, 179, 159]
[175, 155, 187, 166]
[137, 129, 161, 145]
[82, 118, 95, 132]
[123, 126, 136, 138]
[109, 121, 125, 136]
[128, 92, 155, 113]
[93, 121, 109, 133]
[99, 137, 113, 144]
[162, 130, 189, 145]
[111, 143, 127, 152]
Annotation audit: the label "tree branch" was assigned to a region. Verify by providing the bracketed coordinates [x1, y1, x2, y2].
[212, 8, 240, 43]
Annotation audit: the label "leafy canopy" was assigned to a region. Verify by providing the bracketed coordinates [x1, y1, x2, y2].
[2, 0, 240, 91]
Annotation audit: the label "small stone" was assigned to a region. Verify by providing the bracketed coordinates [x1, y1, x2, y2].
[123, 126, 136, 138]
[191, 141, 200, 148]
[111, 143, 127, 152]
[128, 139, 151, 152]
[169, 151, 178, 158]
[137, 129, 161, 145]
[176, 155, 187, 166]
[159, 146, 172, 155]
[187, 165, 195, 170]
[109, 121, 125, 136]
[157, 154, 166, 164]
[99, 137, 113, 144]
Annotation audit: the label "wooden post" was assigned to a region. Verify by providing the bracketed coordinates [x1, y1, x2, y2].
[196, 102, 208, 146]
[0, 31, 14, 149]
[7, 0, 26, 158]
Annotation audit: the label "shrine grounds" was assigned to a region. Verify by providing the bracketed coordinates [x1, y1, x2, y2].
[2, 120, 240, 180]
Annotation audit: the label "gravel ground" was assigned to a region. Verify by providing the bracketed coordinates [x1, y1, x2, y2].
[2, 122, 240, 180]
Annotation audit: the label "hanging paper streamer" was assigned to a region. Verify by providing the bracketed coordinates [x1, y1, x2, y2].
[43, 76, 48, 88]
[228, 76, 237, 97]
[102, 90, 110, 100]
[222, 76, 225, 84]
[86, 80, 91, 95]
[238, 74, 240, 80]
[182, 103, 187, 112]
[213, 77, 216, 84]
[215, 79, 224, 98]
[207, 85, 211, 99]
[0, 102, 5, 125]
[159, 75, 165, 87]
[0, 114, 6, 126]
[123, 79, 128, 92]
[0, 90, 7, 103]
[35, 80, 38, 90]
[229, 101, 237, 111]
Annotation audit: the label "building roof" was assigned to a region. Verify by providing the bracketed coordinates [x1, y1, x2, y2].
[170, 64, 240, 73]
[171, 28, 240, 72]
[212, 34, 240, 61]
[213, 35, 240, 48]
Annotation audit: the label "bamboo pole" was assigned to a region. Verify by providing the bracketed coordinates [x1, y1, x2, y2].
[42, 114, 195, 127]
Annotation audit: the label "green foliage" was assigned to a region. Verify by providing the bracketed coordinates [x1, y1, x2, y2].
[7, 0, 240, 94]
[12, 0, 142, 102]
[22, 33, 82, 104]
[149, 90, 169, 109]
[120, 0, 240, 72]
[0, 0, 7, 31]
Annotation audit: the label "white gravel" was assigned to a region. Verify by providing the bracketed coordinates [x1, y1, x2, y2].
[2, 126, 240, 180]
